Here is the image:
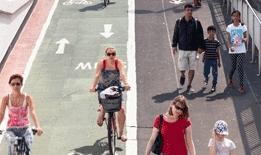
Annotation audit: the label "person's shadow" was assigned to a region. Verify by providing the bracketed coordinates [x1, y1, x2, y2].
[79, 2, 116, 12]
[152, 89, 179, 103]
[70, 137, 123, 155]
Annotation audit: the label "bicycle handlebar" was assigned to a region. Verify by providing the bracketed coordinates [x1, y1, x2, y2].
[0, 128, 38, 135]
[95, 86, 126, 92]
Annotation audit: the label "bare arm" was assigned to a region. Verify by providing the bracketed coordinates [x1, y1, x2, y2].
[27, 95, 43, 136]
[185, 126, 196, 155]
[145, 127, 159, 155]
[90, 60, 102, 92]
[209, 132, 216, 155]
[118, 59, 130, 90]
[230, 149, 235, 155]
[242, 31, 248, 44]
[226, 32, 233, 51]
[0, 96, 8, 125]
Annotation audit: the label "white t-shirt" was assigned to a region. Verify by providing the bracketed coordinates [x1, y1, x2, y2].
[208, 138, 236, 155]
[226, 23, 247, 54]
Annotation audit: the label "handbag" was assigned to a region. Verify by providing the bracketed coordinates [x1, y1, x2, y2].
[151, 114, 163, 154]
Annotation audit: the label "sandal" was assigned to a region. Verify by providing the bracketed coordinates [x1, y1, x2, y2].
[117, 135, 127, 142]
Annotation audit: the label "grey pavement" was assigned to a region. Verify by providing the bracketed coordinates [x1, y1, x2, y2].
[136, 0, 261, 155]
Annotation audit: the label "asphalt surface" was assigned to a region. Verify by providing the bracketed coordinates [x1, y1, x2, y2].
[136, 0, 261, 155]
[1, 0, 261, 155]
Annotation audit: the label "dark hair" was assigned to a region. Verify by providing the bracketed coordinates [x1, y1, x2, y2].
[207, 25, 216, 32]
[9, 74, 23, 84]
[231, 10, 243, 24]
[231, 10, 241, 17]
[184, 4, 193, 10]
[168, 95, 189, 119]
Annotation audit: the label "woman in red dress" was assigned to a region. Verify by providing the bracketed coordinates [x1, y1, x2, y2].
[145, 95, 196, 155]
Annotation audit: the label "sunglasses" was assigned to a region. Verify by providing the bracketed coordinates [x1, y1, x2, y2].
[10, 82, 21, 86]
[175, 105, 185, 111]
[107, 52, 116, 56]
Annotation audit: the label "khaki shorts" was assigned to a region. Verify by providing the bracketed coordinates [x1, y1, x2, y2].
[178, 50, 197, 71]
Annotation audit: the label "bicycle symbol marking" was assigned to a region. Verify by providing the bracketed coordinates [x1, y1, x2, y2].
[63, 0, 93, 5]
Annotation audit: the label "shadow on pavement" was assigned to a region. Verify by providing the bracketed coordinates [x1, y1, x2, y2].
[79, 2, 116, 12]
[71, 137, 123, 155]
[208, 0, 261, 154]
[135, 2, 188, 15]
[152, 89, 179, 103]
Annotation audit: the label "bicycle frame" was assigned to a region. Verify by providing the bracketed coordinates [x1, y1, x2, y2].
[0, 129, 37, 155]
[13, 136, 30, 155]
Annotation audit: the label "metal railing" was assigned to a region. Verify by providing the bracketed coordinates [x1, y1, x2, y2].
[223, 0, 261, 76]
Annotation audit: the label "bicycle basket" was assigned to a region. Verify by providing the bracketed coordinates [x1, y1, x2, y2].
[100, 96, 122, 112]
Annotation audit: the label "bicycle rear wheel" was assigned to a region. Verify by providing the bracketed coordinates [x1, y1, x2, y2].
[107, 112, 116, 155]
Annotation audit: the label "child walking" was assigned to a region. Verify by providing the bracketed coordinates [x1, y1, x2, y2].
[202, 25, 221, 92]
[208, 120, 236, 155]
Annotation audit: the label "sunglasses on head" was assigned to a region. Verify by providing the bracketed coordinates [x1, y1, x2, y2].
[10, 82, 21, 86]
[107, 52, 116, 56]
[175, 105, 185, 111]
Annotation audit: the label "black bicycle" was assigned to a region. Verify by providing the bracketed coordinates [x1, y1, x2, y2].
[0, 128, 37, 155]
[96, 86, 125, 155]
[104, 0, 110, 7]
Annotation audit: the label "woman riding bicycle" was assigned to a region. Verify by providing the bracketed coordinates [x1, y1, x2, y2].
[0, 74, 43, 155]
[90, 47, 130, 142]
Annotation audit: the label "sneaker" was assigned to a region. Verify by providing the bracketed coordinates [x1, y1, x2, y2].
[180, 76, 185, 86]
[186, 85, 195, 94]
[204, 80, 208, 86]
[211, 86, 216, 92]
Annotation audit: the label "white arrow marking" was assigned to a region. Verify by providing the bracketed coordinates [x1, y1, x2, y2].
[169, 0, 185, 4]
[100, 24, 114, 38]
[56, 38, 69, 54]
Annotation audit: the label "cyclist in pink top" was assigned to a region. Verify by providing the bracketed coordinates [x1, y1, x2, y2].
[0, 74, 43, 155]
[145, 95, 196, 155]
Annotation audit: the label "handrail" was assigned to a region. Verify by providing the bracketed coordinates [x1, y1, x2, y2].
[245, 0, 261, 24]
[0, 0, 37, 72]
[223, 0, 261, 76]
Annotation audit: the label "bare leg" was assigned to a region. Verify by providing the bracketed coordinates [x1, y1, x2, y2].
[188, 70, 195, 86]
[116, 106, 127, 142]
[97, 105, 105, 126]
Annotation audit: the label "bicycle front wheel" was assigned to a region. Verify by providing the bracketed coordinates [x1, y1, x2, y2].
[107, 112, 116, 155]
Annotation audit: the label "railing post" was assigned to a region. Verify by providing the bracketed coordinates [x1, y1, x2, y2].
[257, 29, 261, 76]
[231, 0, 234, 11]
[251, 17, 255, 63]
[227, 0, 229, 14]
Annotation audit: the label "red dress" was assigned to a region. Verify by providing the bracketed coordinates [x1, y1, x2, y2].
[153, 115, 191, 155]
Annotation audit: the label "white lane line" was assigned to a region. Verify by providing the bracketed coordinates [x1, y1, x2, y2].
[126, 0, 137, 154]
[23, 0, 59, 82]
[161, 0, 180, 91]
[0, 0, 60, 144]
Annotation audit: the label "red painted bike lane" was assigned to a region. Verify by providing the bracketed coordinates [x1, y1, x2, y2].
[0, 0, 55, 97]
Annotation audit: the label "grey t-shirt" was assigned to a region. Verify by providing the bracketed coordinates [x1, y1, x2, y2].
[208, 138, 236, 155]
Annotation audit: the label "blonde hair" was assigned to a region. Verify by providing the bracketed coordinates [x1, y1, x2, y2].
[168, 95, 189, 119]
[105, 47, 116, 54]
